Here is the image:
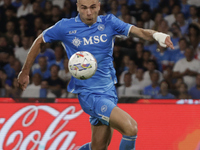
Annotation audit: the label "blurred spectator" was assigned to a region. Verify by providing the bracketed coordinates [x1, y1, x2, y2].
[153, 80, 175, 99]
[5, 20, 16, 39]
[188, 0, 200, 6]
[58, 57, 72, 83]
[21, 73, 42, 98]
[164, 5, 181, 27]
[18, 16, 33, 37]
[118, 54, 130, 75]
[169, 23, 182, 50]
[187, 5, 198, 24]
[14, 36, 30, 65]
[0, 69, 12, 97]
[17, 0, 33, 18]
[51, 5, 63, 24]
[32, 56, 51, 80]
[34, 43, 55, 64]
[48, 44, 65, 70]
[0, 5, 18, 32]
[99, 2, 106, 15]
[141, 10, 154, 29]
[46, 64, 65, 97]
[12, 34, 22, 50]
[133, 42, 144, 68]
[118, 72, 141, 98]
[62, 0, 77, 18]
[180, 0, 190, 19]
[189, 74, 200, 98]
[132, 68, 149, 88]
[52, 0, 65, 9]
[119, 59, 137, 85]
[39, 80, 56, 98]
[0, 36, 14, 53]
[113, 45, 123, 78]
[5, 77, 22, 98]
[163, 66, 175, 89]
[171, 38, 188, 65]
[188, 24, 200, 51]
[43, 0, 53, 25]
[152, 44, 171, 72]
[26, 1, 43, 29]
[12, 58, 22, 77]
[32, 16, 45, 37]
[157, 19, 172, 36]
[3, 53, 16, 80]
[189, 34, 199, 52]
[173, 47, 200, 89]
[143, 0, 160, 11]
[152, 12, 163, 31]
[174, 77, 184, 90]
[107, 0, 121, 17]
[118, 4, 136, 25]
[175, 12, 189, 35]
[0, 0, 16, 27]
[142, 50, 152, 70]
[160, 5, 170, 18]
[143, 60, 163, 86]
[188, 23, 200, 37]
[12, 0, 22, 8]
[177, 82, 191, 98]
[143, 71, 160, 98]
[129, 0, 150, 21]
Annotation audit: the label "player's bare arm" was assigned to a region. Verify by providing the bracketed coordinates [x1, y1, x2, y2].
[17, 34, 44, 90]
[129, 25, 174, 49]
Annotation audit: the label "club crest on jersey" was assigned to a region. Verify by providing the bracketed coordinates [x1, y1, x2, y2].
[98, 24, 105, 31]
[72, 37, 82, 47]
[101, 105, 107, 112]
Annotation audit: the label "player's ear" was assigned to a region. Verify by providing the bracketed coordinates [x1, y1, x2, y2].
[97, 2, 100, 11]
[76, 3, 79, 12]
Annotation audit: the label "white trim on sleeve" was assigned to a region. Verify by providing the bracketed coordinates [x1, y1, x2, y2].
[127, 25, 133, 37]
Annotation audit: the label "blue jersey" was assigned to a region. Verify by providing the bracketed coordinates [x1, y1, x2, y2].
[152, 50, 171, 71]
[170, 49, 185, 64]
[143, 85, 160, 98]
[153, 93, 175, 99]
[42, 14, 132, 93]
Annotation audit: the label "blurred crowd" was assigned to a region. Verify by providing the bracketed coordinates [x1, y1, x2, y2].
[0, 0, 200, 100]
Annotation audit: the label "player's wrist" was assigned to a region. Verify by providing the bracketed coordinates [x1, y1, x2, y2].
[21, 68, 30, 75]
[153, 32, 169, 47]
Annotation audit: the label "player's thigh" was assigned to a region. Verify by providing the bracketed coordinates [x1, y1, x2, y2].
[109, 106, 138, 136]
[91, 122, 114, 150]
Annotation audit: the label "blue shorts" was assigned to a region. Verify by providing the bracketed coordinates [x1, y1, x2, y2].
[78, 86, 118, 126]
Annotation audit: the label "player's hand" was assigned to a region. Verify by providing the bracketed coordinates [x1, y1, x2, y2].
[153, 32, 174, 49]
[17, 71, 29, 91]
[165, 36, 174, 49]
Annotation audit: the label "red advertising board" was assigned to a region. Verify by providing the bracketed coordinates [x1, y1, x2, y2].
[0, 103, 200, 150]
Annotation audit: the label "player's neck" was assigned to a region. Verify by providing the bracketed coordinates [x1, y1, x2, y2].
[79, 15, 97, 26]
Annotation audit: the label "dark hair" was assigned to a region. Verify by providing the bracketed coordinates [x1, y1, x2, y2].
[160, 80, 171, 89]
[179, 82, 188, 90]
[188, 23, 200, 36]
[148, 59, 158, 70]
[50, 64, 60, 71]
[124, 72, 132, 77]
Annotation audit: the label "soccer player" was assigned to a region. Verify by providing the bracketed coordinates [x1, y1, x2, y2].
[17, 0, 174, 149]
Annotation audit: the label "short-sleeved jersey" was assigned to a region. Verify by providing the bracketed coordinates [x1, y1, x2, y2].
[43, 14, 132, 93]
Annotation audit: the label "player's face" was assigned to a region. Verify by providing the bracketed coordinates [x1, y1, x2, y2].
[77, 0, 100, 26]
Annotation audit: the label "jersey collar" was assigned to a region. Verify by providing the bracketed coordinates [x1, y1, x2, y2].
[75, 14, 102, 23]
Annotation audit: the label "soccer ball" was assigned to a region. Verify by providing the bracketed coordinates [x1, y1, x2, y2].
[68, 51, 97, 80]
